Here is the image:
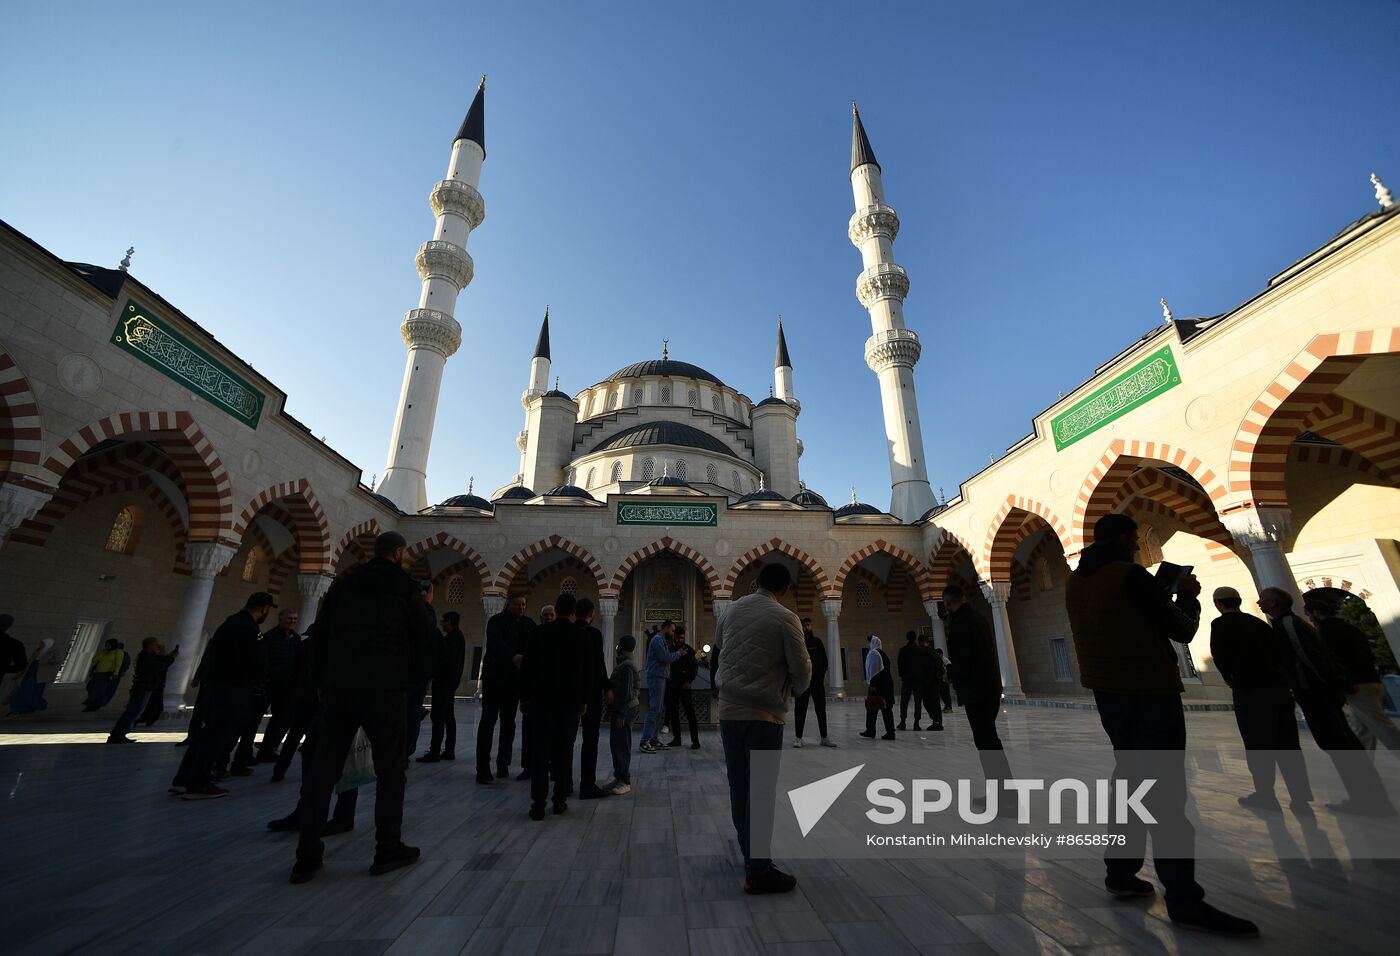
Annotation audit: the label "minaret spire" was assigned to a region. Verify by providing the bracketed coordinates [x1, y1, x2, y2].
[534, 306, 551, 360]
[847, 103, 935, 522]
[378, 82, 488, 511]
[773, 316, 797, 407]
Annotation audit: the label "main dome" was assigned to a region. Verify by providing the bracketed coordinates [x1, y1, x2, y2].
[605, 359, 724, 387]
[589, 421, 740, 459]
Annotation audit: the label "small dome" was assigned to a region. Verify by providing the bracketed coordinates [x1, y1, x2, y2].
[543, 389, 572, 399]
[734, 488, 790, 507]
[606, 359, 724, 387]
[916, 504, 946, 523]
[648, 475, 692, 488]
[754, 396, 789, 408]
[834, 501, 884, 519]
[791, 488, 830, 509]
[542, 484, 596, 501]
[369, 492, 401, 513]
[493, 485, 535, 502]
[439, 494, 493, 511]
[590, 421, 740, 459]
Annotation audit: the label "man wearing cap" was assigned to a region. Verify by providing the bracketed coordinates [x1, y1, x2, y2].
[1209, 586, 1312, 810]
[170, 592, 275, 800]
[291, 531, 438, 884]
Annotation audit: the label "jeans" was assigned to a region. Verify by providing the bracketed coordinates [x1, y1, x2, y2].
[476, 683, 519, 776]
[109, 689, 153, 740]
[1092, 690, 1203, 907]
[720, 719, 784, 876]
[610, 706, 637, 783]
[665, 682, 698, 745]
[641, 676, 667, 742]
[794, 682, 827, 739]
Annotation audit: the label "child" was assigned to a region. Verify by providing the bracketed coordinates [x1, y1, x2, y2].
[606, 635, 641, 795]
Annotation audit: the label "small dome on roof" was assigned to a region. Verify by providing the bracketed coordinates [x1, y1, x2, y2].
[541, 484, 596, 501]
[834, 501, 884, 519]
[916, 504, 947, 523]
[606, 359, 724, 387]
[754, 396, 789, 408]
[493, 485, 535, 502]
[543, 389, 572, 399]
[369, 492, 401, 513]
[791, 488, 830, 509]
[733, 488, 791, 507]
[439, 493, 493, 511]
[648, 475, 692, 488]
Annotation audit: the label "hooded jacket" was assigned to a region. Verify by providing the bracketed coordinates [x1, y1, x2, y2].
[1064, 541, 1199, 695]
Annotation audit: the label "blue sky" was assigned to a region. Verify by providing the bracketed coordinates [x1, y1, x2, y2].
[4, 1, 1399, 508]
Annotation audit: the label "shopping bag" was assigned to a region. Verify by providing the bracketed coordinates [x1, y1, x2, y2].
[336, 728, 376, 793]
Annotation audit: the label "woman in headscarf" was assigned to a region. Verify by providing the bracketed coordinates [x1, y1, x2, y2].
[7, 638, 58, 715]
[860, 635, 896, 740]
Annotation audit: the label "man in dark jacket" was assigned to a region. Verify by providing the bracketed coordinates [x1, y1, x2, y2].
[291, 532, 438, 884]
[1258, 587, 1394, 815]
[1304, 594, 1400, 751]
[256, 609, 301, 763]
[521, 592, 588, 819]
[1065, 513, 1255, 936]
[915, 636, 944, 730]
[404, 580, 439, 762]
[896, 631, 924, 730]
[271, 624, 319, 782]
[793, 617, 833, 746]
[477, 593, 531, 784]
[943, 585, 1006, 773]
[171, 592, 274, 800]
[1208, 587, 1311, 809]
[576, 598, 614, 798]
[0, 615, 26, 706]
[665, 628, 700, 751]
[108, 638, 178, 744]
[419, 611, 467, 763]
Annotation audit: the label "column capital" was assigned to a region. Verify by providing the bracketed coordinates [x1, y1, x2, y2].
[482, 594, 506, 617]
[184, 541, 237, 579]
[980, 581, 1012, 607]
[922, 599, 939, 618]
[820, 598, 843, 617]
[597, 597, 619, 617]
[296, 572, 334, 600]
[0, 482, 54, 542]
[1221, 507, 1292, 550]
[712, 598, 732, 621]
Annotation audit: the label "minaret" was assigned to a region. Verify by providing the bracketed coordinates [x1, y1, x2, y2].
[378, 78, 487, 512]
[774, 317, 796, 405]
[517, 308, 552, 477]
[753, 317, 801, 497]
[848, 102, 935, 523]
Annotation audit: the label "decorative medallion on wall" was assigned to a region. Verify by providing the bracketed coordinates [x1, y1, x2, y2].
[1048, 469, 1066, 496]
[57, 353, 102, 397]
[714, 539, 731, 556]
[490, 534, 507, 551]
[603, 536, 620, 554]
[1185, 396, 1218, 432]
[241, 450, 262, 478]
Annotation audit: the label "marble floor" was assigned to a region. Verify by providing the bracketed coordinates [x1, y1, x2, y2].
[0, 700, 1394, 955]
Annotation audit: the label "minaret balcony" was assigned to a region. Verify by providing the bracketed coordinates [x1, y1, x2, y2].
[415, 240, 475, 290]
[429, 179, 486, 229]
[864, 328, 922, 373]
[856, 262, 910, 309]
[400, 308, 462, 357]
[848, 203, 901, 245]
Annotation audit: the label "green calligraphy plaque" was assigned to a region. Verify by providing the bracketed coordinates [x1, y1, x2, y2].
[1050, 345, 1181, 451]
[616, 501, 718, 526]
[111, 300, 266, 429]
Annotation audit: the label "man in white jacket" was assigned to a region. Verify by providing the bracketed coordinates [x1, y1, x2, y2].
[711, 562, 811, 894]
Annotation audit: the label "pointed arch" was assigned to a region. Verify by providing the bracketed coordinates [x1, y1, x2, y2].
[40, 410, 234, 542]
[0, 346, 44, 483]
[1072, 439, 1228, 552]
[1110, 468, 1239, 561]
[405, 531, 491, 590]
[722, 538, 832, 599]
[493, 535, 607, 597]
[928, 528, 978, 592]
[1229, 327, 1400, 509]
[610, 537, 723, 597]
[983, 495, 1072, 583]
[331, 517, 380, 566]
[1301, 394, 1400, 485]
[232, 479, 332, 574]
[834, 539, 934, 603]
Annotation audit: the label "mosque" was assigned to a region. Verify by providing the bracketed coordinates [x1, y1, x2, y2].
[2, 79, 1398, 717]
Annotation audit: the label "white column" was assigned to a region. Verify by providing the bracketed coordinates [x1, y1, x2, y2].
[922, 599, 947, 653]
[712, 598, 731, 622]
[0, 483, 52, 550]
[479, 594, 506, 691]
[296, 573, 333, 629]
[821, 598, 844, 696]
[598, 597, 619, 672]
[164, 541, 237, 712]
[1222, 507, 1299, 604]
[979, 582, 1023, 698]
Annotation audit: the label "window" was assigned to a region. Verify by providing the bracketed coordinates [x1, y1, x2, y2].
[749, 478, 757, 493]
[1138, 525, 1164, 568]
[1176, 643, 1200, 682]
[688, 389, 698, 407]
[104, 506, 141, 554]
[241, 547, 261, 582]
[674, 459, 686, 479]
[610, 461, 623, 483]
[642, 457, 655, 480]
[711, 394, 722, 413]
[1051, 638, 1073, 681]
[706, 463, 718, 483]
[607, 392, 618, 411]
[633, 390, 642, 407]
[586, 467, 596, 488]
[660, 384, 672, 404]
[854, 581, 873, 608]
[560, 576, 578, 597]
[730, 469, 740, 490]
[447, 575, 465, 605]
[55, 619, 109, 684]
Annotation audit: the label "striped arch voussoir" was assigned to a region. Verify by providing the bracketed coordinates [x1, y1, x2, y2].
[1073, 438, 1227, 552]
[1229, 328, 1400, 509]
[834, 539, 934, 603]
[232, 479, 333, 574]
[722, 538, 832, 599]
[332, 518, 380, 566]
[610, 537, 723, 597]
[1112, 468, 1239, 561]
[982, 495, 1072, 583]
[929, 529, 978, 592]
[405, 531, 491, 590]
[493, 535, 607, 596]
[0, 348, 44, 482]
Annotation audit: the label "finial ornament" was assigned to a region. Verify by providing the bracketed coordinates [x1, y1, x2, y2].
[467, 476, 474, 495]
[939, 486, 946, 504]
[661, 338, 669, 360]
[850, 486, 858, 505]
[478, 74, 487, 90]
[769, 384, 774, 397]
[1160, 297, 1174, 324]
[759, 473, 766, 492]
[852, 99, 859, 115]
[554, 375, 560, 391]
[118, 246, 134, 271]
[1374, 172, 1395, 210]
[662, 460, 670, 479]
[369, 474, 377, 491]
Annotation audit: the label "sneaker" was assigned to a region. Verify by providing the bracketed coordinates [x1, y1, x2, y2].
[476, 773, 494, 785]
[690, 742, 701, 750]
[289, 859, 322, 884]
[640, 741, 658, 754]
[417, 752, 441, 764]
[793, 739, 805, 748]
[529, 806, 545, 821]
[1167, 901, 1259, 936]
[1238, 792, 1281, 812]
[610, 782, 632, 795]
[1105, 876, 1155, 898]
[881, 732, 896, 741]
[168, 784, 187, 795]
[744, 865, 798, 895]
[181, 784, 229, 801]
[369, 843, 421, 876]
[819, 738, 838, 748]
[321, 818, 354, 837]
[858, 731, 875, 739]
